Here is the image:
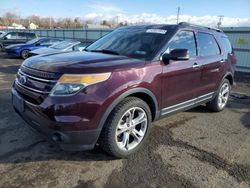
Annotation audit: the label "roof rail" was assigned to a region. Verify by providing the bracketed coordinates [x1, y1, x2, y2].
[178, 22, 223, 33]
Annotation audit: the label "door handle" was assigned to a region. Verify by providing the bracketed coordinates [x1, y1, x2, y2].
[192, 62, 201, 69]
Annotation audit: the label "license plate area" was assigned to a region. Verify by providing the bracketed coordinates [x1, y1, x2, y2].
[12, 92, 24, 112]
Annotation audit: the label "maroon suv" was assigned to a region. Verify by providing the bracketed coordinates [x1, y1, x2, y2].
[12, 22, 236, 158]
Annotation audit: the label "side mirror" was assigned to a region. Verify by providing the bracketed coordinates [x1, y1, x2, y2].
[162, 49, 189, 64]
[3, 36, 8, 40]
[35, 43, 40, 46]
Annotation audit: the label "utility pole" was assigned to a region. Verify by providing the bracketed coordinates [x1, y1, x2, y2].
[177, 7, 180, 24]
[49, 17, 52, 29]
[217, 15, 224, 28]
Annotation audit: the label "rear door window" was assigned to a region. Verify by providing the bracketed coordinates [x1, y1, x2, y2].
[26, 33, 36, 39]
[166, 30, 197, 57]
[17, 33, 27, 39]
[196, 32, 220, 57]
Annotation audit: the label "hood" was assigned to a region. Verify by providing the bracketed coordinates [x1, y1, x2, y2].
[23, 51, 145, 74]
[5, 43, 26, 49]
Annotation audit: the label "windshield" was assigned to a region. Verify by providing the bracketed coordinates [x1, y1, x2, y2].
[86, 28, 168, 60]
[51, 41, 75, 49]
[26, 38, 40, 44]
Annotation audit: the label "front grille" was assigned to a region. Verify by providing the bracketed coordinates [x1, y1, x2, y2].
[15, 66, 61, 104]
[20, 65, 61, 80]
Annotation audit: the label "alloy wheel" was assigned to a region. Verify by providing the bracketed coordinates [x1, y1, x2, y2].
[115, 107, 148, 151]
[218, 82, 230, 109]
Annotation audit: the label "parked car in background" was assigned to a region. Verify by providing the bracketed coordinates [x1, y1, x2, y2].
[5, 37, 63, 59]
[29, 40, 90, 57]
[0, 31, 5, 35]
[0, 31, 37, 51]
[12, 23, 236, 158]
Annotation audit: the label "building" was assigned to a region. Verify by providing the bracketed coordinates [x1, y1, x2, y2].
[29, 22, 39, 29]
[223, 27, 250, 73]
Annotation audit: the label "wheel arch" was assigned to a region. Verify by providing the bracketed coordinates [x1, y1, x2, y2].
[20, 48, 30, 56]
[97, 88, 160, 131]
[223, 72, 234, 85]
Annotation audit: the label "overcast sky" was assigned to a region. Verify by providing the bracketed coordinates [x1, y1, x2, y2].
[0, 0, 250, 27]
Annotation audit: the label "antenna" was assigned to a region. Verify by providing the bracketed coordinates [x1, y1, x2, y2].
[177, 7, 180, 24]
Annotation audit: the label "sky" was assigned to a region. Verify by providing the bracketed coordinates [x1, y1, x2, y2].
[0, 0, 250, 27]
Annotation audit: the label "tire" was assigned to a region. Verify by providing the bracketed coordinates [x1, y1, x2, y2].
[206, 79, 231, 112]
[98, 97, 152, 158]
[21, 49, 29, 59]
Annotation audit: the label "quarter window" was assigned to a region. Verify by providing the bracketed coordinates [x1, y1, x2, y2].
[166, 31, 197, 57]
[196, 32, 220, 57]
[220, 37, 233, 54]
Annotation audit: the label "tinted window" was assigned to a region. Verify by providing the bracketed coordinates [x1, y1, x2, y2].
[26, 33, 36, 39]
[196, 32, 220, 57]
[26, 38, 39, 44]
[166, 30, 196, 57]
[220, 37, 233, 54]
[40, 39, 53, 45]
[5, 32, 18, 39]
[17, 33, 27, 39]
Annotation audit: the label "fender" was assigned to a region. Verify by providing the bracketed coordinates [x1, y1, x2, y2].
[222, 72, 234, 85]
[97, 87, 160, 131]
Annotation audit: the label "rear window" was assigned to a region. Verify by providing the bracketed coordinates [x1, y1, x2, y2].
[25, 33, 36, 39]
[196, 32, 221, 57]
[220, 37, 233, 54]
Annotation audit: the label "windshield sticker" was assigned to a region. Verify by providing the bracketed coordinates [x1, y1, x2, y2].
[146, 29, 167, 34]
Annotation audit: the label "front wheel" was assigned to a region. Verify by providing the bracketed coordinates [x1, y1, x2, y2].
[98, 97, 152, 158]
[206, 79, 231, 112]
[21, 49, 29, 59]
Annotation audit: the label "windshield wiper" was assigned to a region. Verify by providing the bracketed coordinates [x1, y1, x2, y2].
[88, 49, 120, 55]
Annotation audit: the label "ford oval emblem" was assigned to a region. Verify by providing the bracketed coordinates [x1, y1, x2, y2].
[19, 75, 27, 85]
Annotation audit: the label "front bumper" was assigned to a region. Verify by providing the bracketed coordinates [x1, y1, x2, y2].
[5, 49, 20, 56]
[12, 87, 101, 151]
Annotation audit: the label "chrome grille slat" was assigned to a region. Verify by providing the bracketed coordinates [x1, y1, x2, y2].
[15, 79, 50, 94]
[20, 66, 61, 79]
[18, 69, 57, 83]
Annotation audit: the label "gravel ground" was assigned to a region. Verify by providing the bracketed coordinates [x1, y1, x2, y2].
[0, 52, 250, 188]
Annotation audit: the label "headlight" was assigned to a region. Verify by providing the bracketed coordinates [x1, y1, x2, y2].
[50, 73, 111, 96]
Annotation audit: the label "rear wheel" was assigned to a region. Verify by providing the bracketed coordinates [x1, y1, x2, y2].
[206, 79, 231, 112]
[21, 49, 29, 59]
[98, 97, 152, 158]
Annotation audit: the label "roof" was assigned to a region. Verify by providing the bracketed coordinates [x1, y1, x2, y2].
[120, 22, 225, 35]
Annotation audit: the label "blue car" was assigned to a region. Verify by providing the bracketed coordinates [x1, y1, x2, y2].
[5, 37, 62, 59]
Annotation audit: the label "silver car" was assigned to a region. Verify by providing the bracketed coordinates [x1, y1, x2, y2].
[29, 40, 90, 56]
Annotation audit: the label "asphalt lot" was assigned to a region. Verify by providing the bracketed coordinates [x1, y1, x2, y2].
[0, 52, 250, 188]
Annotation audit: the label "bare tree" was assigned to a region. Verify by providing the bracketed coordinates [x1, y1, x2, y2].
[3, 12, 19, 26]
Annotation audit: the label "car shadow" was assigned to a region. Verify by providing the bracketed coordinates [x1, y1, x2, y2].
[0, 85, 250, 165]
[0, 65, 20, 74]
